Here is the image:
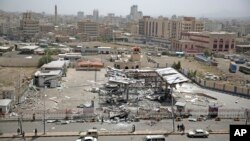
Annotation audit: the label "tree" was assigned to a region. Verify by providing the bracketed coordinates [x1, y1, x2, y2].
[38, 55, 53, 68]
[204, 50, 210, 57]
[172, 62, 177, 69]
[176, 61, 181, 70]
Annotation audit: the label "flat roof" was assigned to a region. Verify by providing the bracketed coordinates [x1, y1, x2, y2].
[175, 101, 186, 107]
[35, 70, 62, 76]
[236, 44, 250, 48]
[0, 46, 11, 50]
[42, 61, 65, 69]
[0, 99, 12, 106]
[98, 47, 111, 49]
[20, 45, 39, 50]
[156, 67, 189, 84]
[210, 31, 236, 35]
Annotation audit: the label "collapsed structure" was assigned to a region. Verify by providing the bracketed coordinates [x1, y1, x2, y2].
[98, 67, 189, 120]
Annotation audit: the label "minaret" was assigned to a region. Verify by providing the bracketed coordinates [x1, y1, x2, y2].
[55, 5, 57, 25]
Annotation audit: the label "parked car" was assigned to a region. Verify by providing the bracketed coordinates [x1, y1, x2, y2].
[188, 117, 197, 122]
[187, 129, 209, 138]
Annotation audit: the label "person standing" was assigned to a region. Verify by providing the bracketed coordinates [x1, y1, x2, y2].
[34, 128, 37, 136]
[177, 124, 180, 131]
[22, 131, 25, 140]
[182, 124, 185, 133]
[17, 128, 20, 135]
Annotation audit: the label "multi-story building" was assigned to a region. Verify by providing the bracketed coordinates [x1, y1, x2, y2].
[93, 10, 99, 22]
[129, 5, 143, 21]
[99, 24, 114, 40]
[139, 16, 203, 40]
[20, 12, 39, 40]
[40, 24, 54, 33]
[125, 22, 139, 36]
[77, 11, 84, 20]
[139, 16, 168, 39]
[77, 20, 99, 41]
[172, 31, 236, 55]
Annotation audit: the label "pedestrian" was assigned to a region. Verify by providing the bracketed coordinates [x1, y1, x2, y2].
[180, 123, 183, 131]
[177, 124, 180, 131]
[22, 131, 25, 140]
[132, 124, 135, 132]
[17, 128, 20, 135]
[34, 128, 37, 136]
[183, 125, 185, 133]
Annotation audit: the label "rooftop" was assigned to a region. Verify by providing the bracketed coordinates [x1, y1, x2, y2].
[0, 46, 11, 50]
[42, 61, 65, 69]
[35, 70, 62, 76]
[20, 45, 39, 50]
[156, 67, 189, 84]
[236, 44, 250, 48]
[0, 99, 12, 106]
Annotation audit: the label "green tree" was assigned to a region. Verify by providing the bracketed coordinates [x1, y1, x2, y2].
[204, 50, 210, 57]
[176, 61, 181, 70]
[172, 62, 177, 69]
[38, 55, 53, 68]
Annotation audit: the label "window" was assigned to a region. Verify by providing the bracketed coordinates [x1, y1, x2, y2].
[213, 44, 217, 49]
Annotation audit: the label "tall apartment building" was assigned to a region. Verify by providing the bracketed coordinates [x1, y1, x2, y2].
[172, 31, 236, 55]
[139, 16, 168, 39]
[20, 12, 39, 40]
[93, 10, 99, 22]
[77, 11, 84, 20]
[129, 5, 143, 21]
[139, 16, 204, 40]
[77, 20, 99, 40]
[55, 5, 58, 25]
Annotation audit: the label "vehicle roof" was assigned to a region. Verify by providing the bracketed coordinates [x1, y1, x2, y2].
[195, 129, 204, 132]
[146, 135, 165, 138]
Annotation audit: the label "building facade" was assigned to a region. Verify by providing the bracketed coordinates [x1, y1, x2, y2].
[20, 12, 39, 40]
[77, 20, 99, 41]
[139, 16, 204, 40]
[172, 31, 236, 55]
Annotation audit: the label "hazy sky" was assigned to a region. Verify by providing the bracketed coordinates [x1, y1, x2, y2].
[0, 0, 250, 18]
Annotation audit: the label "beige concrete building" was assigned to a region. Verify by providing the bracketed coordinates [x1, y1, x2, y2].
[172, 31, 236, 55]
[114, 47, 141, 69]
[139, 16, 204, 41]
[20, 12, 39, 40]
[125, 22, 139, 36]
[40, 24, 54, 33]
[139, 16, 168, 39]
[77, 20, 99, 41]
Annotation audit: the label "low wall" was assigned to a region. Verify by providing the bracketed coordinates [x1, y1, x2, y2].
[181, 69, 250, 98]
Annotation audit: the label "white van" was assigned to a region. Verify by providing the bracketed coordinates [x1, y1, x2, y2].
[144, 135, 165, 141]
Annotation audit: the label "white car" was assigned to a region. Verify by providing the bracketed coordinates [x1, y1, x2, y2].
[187, 129, 209, 138]
[76, 136, 97, 141]
[188, 117, 197, 122]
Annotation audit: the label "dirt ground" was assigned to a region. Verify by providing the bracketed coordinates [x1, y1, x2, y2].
[152, 55, 250, 86]
[0, 67, 37, 88]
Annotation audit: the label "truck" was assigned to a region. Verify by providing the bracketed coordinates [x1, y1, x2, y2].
[229, 62, 237, 73]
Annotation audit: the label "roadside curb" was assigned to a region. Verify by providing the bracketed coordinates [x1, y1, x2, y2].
[0, 131, 229, 138]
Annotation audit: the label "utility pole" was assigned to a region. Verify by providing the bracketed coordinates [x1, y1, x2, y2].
[43, 86, 46, 134]
[18, 114, 23, 133]
[171, 85, 175, 132]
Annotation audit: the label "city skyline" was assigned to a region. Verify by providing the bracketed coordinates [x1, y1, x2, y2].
[0, 0, 250, 18]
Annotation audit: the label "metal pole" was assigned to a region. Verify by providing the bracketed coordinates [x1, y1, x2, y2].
[94, 70, 97, 83]
[43, 86, 46, 134]
[171, 86, 175, 132]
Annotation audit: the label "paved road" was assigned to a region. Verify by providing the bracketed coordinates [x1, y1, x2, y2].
[0, 135, 229, 141]
[0, 119, 244, 134]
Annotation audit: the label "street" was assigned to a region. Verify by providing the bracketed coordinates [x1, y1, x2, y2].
[0, 119, 245, 133]
[0, 135, 229, 141]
